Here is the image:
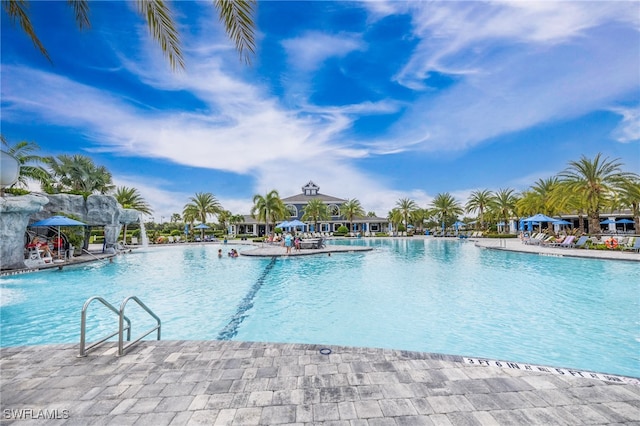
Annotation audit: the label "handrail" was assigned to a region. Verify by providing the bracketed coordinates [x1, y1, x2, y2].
[78, 296, 131, 357]
[81, 248, 109, 263]
[118, 296, 161, 356]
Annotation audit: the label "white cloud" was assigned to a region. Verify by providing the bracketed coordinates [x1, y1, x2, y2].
[373, 1, 640, 153]
[282, 31, 365, 72]
[609, 106, 640, 143]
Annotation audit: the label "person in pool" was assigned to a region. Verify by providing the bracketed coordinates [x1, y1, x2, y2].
[218, 249, 223, 258]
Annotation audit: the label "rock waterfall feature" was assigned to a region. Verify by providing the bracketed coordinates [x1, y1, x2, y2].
[1, 193, 143, 270]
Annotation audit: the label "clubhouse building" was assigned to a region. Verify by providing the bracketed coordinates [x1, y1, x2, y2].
[232, 181, 389, 237]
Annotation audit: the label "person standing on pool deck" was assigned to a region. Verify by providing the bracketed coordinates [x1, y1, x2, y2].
[284, 232, 293, 254]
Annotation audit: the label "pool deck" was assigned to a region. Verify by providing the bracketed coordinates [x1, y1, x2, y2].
[2, 237, 639, 424]
[2, 340, 639, 425]
[471, 237, 640, 262]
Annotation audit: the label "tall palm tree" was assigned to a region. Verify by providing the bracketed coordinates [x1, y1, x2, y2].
[302, 198, 329, 233]
[492, 188, 518, 234]
[430, 193, 463, 233]
[114, 186, 153, 243]
[251, 190, 286, 236]
[340, 198, 365, 233]
[0, 135, 50, 194]
[558, 153, 637, 234]
[44, 154, 114, 195]
[395, 198, 418, 231]
[182, 192, 222, 240]
[3, 0, 256, 68]
[465, 189, 494, 230]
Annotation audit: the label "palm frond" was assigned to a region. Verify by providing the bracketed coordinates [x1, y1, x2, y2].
[137, 0, 185, 71]
[214, 0, 256, 65]
[2, 0, 51, 62]
[67, 0, 90, 30]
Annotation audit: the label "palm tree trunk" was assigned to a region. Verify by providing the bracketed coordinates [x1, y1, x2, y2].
[590, 213, 601, 235]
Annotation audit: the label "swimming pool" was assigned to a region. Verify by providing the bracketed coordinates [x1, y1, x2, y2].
[1, 238, 638, 377]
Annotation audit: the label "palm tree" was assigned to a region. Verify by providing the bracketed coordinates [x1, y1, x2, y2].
[615, 177, 640, 231]
[492, 188, 518, 234]
[114, 186, 153, 241]
[0, 135, 50, 194]
[387, 208, 403, 235]
[44, 154, 114, 195]
[395, 198, 418, 231]
[410, 208, 429, 233]
[465, 189, 494, 231]
[430, 193, 463, 233]
[515, 178, 560, 233]
[251, 190, 286, 236]
[230, 213, 245, 236]
[302, 199, 329, 233]
[182, 192, 222, 240]
[3, 0, 256, 68]
[217, 210, 232, 234]
[114, 186, 153, 243]
[340, 198, 365, 234]
[558, 153, 638, 234]
[114, 186, 153, 216]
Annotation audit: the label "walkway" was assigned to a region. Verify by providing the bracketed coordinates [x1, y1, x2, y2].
[1, 340, 639, 425]
[472, 238, 640, 261]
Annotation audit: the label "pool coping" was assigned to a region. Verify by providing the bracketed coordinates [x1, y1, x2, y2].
[1, 340, 639, 424]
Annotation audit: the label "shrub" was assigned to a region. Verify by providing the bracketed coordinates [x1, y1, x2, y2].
[170, 230, 181, 236]
[4, 188, 30, 196]
[337, 226, 349, 234]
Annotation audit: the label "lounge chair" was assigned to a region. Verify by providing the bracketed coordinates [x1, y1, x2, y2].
[623, 238, 640, 253]
[554, 235, 575, 248]
[570, 235, 589, 248]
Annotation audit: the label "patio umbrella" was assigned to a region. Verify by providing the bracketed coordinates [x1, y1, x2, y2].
[617, 218, 634, 232]
[599, 219, 616, 224]
[287, 219, 307, 230]
[29, 215, 86, 260]
[275, 221, 291, 229]
[453, 221, 465, 235]
[194, 223, 210, 240]
[523, 213, 557, 233]
[522, 213, 558, 223]
[554, 219, 571, 225]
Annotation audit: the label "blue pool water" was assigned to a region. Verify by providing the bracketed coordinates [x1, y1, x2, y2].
[1, 239, 638, 377]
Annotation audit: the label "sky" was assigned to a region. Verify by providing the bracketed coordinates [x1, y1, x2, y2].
[1, 1, 639, 222]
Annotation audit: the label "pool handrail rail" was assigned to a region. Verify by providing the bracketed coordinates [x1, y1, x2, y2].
[79, 296, 131, 357]
[118, 296, 161, 357]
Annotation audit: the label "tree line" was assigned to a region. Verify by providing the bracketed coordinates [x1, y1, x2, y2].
[3, 136, 639, 236]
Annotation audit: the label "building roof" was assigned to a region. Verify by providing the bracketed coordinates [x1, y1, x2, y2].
[281, 181, 348, 204]
[281, 193, 347, 203]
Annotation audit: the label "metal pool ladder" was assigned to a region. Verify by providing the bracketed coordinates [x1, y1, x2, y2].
[79, 296, 161, 357]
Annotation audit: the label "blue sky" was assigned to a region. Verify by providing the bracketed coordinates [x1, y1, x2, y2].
[2, 1, 639, 221]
